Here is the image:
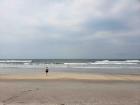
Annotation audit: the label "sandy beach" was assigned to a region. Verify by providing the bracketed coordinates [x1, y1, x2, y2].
[0, 71, 140, 105]
[0, 71, 140, 81]
[1, 0, 140, 104]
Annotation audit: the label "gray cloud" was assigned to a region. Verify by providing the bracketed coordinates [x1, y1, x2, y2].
[0, 0, 140, 59]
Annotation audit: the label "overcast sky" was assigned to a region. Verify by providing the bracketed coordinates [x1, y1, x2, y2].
[0, 0, 140, 59]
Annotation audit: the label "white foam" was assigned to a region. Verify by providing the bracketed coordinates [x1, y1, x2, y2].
[91, 60, 138, 65]
[64, 63, 87, 65]
[74, 66, 140, 69]
[0, 60, 32, 63]
[125, 60, 140, 62]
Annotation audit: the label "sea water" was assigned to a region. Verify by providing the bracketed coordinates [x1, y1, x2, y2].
[0, 59, 140, 75]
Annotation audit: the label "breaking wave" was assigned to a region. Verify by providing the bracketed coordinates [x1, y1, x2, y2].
[91, 60, 140, 65]
[0, 60, 32, 63]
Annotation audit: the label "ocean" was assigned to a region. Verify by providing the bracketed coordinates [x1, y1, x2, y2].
[0, 59, 140, 75]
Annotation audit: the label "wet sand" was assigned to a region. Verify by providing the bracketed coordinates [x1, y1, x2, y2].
[0, 72, 140, 105]
[0, 71, 140, 81]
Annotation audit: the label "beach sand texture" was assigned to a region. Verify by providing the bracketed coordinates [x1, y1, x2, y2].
[0, 71, 140, 81]
[0, 71, 140, 105]
[0, 80, 140, 105]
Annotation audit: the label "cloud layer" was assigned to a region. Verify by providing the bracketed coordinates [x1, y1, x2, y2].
[0, 0, 140, 58]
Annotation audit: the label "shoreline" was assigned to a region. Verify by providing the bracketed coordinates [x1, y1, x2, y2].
[0, 72, 140, 82]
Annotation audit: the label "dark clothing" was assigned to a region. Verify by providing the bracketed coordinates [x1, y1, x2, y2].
[46, 69, 48, 73]
[45, 67, 49, 76]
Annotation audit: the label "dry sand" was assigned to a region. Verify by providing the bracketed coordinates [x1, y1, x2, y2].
[0, 72, 140, 105]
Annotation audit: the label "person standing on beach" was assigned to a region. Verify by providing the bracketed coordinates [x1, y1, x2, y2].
[45, 67, 49, 76]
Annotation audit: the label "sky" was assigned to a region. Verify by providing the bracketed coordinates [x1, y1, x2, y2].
[0, 0, 140, 59]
